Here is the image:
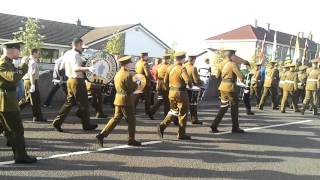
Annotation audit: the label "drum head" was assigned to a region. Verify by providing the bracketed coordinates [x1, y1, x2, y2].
[85, 51, 118, 85]
[133, 74, 146, 94]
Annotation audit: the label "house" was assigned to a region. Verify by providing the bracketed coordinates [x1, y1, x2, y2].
[0, 13, 170, 64]
[82, 24, 170, 58]
[205, 23, 319, 62]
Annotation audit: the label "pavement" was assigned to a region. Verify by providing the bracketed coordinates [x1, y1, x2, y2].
[0, 100, 319, 180]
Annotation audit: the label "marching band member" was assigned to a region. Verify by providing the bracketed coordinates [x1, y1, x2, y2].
[297, 65, 308, 103]
[184, 55, 204, 124]
[96, 55, 141, 147]
[18, 48, 47, 122]
[43, 57, 68, 107]
[280, 64, 300, 113]
[133, 52, 153, 118]
[301, 59, 320, 115]
[250, 62, 262, 107]
[52, 38, 97, 132]
[0, 40, 37, 163]
[157, 52, 193, 140]
[210, 50, 245, 133]
[148, 54, 172, 119]
[258, 60, 279, 110]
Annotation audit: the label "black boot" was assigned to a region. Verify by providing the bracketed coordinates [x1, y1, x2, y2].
[231, 104, 244, 133]
[301, 104, 306, 115]
[52, 120, 63, 132]
[177, 126, 191, 140]
[211, 106, 228, 133]
[128, 140, 142, 146]
[96, 133, 104, 148]
[157, 125, 165, 139]
[83, 124, 98, 131]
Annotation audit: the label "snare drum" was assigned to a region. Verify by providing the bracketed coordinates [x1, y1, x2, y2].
[187, 86, 204, 105]
[102, 82, 116, 96]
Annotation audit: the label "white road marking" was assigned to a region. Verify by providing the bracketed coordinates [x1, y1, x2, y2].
[213, 119, 313, 135]
[0, 120, 313, 166]
[0, 141, 162, 166]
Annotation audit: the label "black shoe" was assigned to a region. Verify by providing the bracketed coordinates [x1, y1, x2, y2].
[96, 134, 104, 148]
[83, 124, 98, 131]
[128, 140, 142, 146]
[75, 111, 81, 118]
[258, 107, 263, 110]
[232, 128, 245, 133]
[157, 125, 164, 139]
[173, 119, 179, 126]
[246, 111, 255, 115]
[96, 114, 108, 119]
[52, 121, 63, 132]
[147, 112, 154, 120]
[15, 156, 37, 164]
[6, 140, 11, 147]
[301, 111, 305, 115]
[294, 109, 301, 113]
[191, 120, 203, 125]
[178, 135, 192, 140]
[210, 126, 219, 133]
[273, 107, 279, 110]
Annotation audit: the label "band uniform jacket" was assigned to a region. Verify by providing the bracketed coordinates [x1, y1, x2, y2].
[283, 71, 298, 92]
[305, 68, 320, 91]
[135, 59, 151, 89]
[164, 64, 192, 101]
[184, 62, 203, 86]
[114, 67, 137, 106]
[0, 56, 28, 112]
[217, 59, 244, 93]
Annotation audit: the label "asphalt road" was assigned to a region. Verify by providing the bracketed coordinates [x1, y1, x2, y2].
[0, 100, 319, 180]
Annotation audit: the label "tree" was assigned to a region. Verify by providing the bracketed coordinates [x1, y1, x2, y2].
[13, 18, 43, 56]
[165, 41, 178, 64]
[211, 48, 225, 76]
[105, 31, 125, 56]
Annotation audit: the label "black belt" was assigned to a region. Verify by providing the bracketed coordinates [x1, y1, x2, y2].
[170, 87, 186, 91]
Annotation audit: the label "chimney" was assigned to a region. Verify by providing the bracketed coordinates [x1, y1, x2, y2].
[254, 19, 258, 28]
[76, 18, 81, 26]
[266, 23, 270, 31]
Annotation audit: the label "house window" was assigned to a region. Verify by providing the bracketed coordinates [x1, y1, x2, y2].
[40, 48, 59, 63]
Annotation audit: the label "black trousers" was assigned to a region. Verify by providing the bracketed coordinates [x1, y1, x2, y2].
[44, 83, 67, 106]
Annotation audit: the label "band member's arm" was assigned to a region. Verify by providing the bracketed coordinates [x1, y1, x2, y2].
[192, 67, 203, 86]
[0, 62, 28, 83]
[294, 72, 298, 91]
[74, 53, 91, 72]
[232, 63, 244, 82]
[29, 62, 36, 85]
[127, 74, 138, 94]
[164, 71, 169, 87]
[182, 68, 192, 88]
[143, 62, 151, 79]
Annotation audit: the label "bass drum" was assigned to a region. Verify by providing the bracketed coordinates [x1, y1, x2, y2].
[84, 50, 118, 85]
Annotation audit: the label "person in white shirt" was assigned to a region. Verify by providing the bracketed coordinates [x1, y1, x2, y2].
[43, 57, 68, 107]
[19, 49, 46, 122]
[52, 38, 97, 132]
